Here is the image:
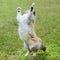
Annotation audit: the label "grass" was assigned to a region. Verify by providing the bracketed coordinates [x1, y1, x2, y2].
[0, 0, 60, 60]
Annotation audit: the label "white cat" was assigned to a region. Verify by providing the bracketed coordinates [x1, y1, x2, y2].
[16, 3, 46, 57]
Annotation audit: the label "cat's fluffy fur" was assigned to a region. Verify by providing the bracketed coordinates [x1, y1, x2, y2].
[16, 3, 46, 56]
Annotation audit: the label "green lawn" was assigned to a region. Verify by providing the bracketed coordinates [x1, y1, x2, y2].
[0, 0, 60, 60]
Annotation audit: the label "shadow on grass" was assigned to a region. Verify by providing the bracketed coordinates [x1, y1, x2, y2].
[19, 48, 50, 60]
[36, 52, 48, 60]
[27, 51, 49, 60]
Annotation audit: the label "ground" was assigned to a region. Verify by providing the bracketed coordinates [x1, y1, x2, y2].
[0, 0, 60, 60]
